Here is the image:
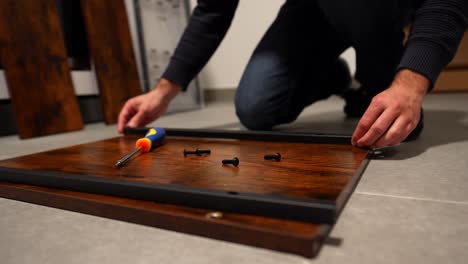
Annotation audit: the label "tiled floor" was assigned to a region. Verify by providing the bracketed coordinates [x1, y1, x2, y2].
[0, 93, 467, 264]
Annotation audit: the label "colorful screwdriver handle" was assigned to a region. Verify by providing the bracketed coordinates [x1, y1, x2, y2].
[115, 127, 166, 168]
[136, 127, 166, 153]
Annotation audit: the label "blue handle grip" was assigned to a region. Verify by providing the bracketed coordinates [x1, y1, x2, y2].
[136, 127, 166, 152]
[145, 127, 166, 143]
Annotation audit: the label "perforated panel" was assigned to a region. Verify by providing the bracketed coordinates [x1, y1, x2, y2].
[135, 0, 203, 113]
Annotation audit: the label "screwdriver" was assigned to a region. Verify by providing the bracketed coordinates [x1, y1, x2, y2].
[115, 127, 166, 168]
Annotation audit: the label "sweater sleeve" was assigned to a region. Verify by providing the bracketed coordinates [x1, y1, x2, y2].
[161, 0, 239, 90]
[397, 0, 467, 88]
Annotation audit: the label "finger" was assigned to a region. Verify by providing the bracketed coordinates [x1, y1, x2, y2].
[373, 116, 411, 148]
[357, 109, 398, 147]
[118, 101, 137, 133]
[127, 109, 147, 128]
[352, 103, 385, 145]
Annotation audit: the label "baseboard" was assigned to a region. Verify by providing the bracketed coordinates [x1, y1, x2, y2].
[203, 88, 236, 103]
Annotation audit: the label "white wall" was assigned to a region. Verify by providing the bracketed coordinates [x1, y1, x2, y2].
[189, 0, 356, 90]
[124, 0, 144, 88]
[190, 0, 284, 89]
[0, 72, 9, 99]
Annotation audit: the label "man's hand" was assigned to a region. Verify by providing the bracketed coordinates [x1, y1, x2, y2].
[351, 69, 430, 148]
[117, 78, 181, 133]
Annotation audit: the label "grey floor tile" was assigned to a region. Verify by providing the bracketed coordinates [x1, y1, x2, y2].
[356, 96, 468, 202]
[150, 102, 239, 129]
[0, 124, 119, 158]
[313, 193, 468, 264]
[2, 193, 467, 264]
[423, 93, 468, 112]
[0, 198, 307, 264]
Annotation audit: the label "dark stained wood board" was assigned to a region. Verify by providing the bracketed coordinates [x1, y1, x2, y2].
[0, 135, 369, 222]
[0, 181, 328, 257]
[0, 0, 83, 138]
[80, 0, 142, 124]
[0, 130, 370, 257]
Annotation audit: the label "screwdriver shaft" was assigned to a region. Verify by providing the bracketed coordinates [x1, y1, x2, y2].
[115, 147, 142, 168]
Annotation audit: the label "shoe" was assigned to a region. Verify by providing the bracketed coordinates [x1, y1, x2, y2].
[341, 87, 373, 118]
[341, 87, 424, 141]
[328, 58, 352, 96]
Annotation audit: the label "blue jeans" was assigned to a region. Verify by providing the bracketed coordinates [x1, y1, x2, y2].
[235, 0, 404, 130]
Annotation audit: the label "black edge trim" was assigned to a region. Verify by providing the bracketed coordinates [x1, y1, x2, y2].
[124, 127, 352, 145]
[335, 157, 370, 216]
[0, 167, 337, 224]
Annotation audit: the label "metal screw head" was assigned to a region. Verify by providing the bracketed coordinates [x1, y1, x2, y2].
[264, 153, 281, 161]
[222, 157, 239, 167]
[205, 211, 223, 219]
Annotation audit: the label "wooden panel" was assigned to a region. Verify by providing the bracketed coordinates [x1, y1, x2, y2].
[0, 0, 83, 138]
[404, 27, 468, 93]
[433, 33, 468, 92]
[0, 132, 369, 257]
[0, 137, 368, 205]
[81, 0, 142, 124]
[0, 182, 327, 257]
[433, 69, 468, 92]
[447, 32, 468, 68]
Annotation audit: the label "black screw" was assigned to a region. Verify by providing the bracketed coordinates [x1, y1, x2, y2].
[264, 153, 281, 161]
[184, 148, 211, 157]
[195, 149, 211, 155]
[222, 157, 239, 167]
[183, 149, 197, 157]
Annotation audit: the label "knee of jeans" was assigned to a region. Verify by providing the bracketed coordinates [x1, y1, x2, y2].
[234, 53, 286, 130]
[235, 96, 275, 130]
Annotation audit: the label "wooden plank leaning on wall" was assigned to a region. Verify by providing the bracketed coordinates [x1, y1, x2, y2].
[0, 0, 84, 139]
[403, 27, 468, 93]
[434, 32, 468, 92]
[81, 0, 142, 124]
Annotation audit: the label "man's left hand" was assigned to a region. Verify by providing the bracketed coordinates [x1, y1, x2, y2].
[351, 69, 430, 148]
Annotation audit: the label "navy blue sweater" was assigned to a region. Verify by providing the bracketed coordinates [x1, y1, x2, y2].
[162, 0, 467, 90]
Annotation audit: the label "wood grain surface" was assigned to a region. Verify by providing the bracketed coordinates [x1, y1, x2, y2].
[0, 0, 83, 138]
[0, 135, 369, 257]
[81, 0, 142, 124]
[0, 136, 368, 202]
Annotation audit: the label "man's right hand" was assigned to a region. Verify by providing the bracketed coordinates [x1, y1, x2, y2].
[118, 78, 181, 133]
